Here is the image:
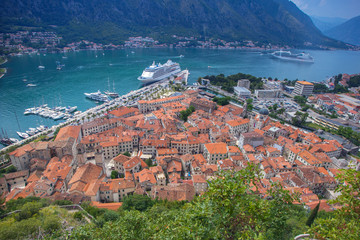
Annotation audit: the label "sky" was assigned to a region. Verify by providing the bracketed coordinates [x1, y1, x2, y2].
[291, 0, 360, 19]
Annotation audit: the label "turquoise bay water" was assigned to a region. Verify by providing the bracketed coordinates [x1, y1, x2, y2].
[1, 48, 360, 147]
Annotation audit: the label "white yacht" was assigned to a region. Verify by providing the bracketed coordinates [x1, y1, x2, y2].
[17, 131, 29, 139]
[138, 60, 181, 84]
[84, 90, 111, 102]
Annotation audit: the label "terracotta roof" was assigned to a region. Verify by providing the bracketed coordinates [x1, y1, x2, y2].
[157, 148, 179, 155]
[55, 125, 81, 141]
[113, 154, 131, 164]
[204, 142, 228, 155]
[243, 144, 255, 152]
[27, 170, 42, 183]
[134, 169, 156, 184]
[68, 163, 102, 187]
[5, 170, 29, 180]
[109, 106, 138, 118]
[83, 179, 102, 196]
[9, 144, 34, 157]
[91, 201, 123, 211]
[227, 118, 250, 127]
[124, 156, 141, 170]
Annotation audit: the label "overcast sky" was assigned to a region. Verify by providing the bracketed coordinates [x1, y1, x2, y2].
[291, 0, 360, 19]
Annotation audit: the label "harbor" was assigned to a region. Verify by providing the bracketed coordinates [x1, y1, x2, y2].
[0, 75, 185, 153]
[24, 104, 78, 120]
[1, 48, 360, 150]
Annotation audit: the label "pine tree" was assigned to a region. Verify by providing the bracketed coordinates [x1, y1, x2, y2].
[306, 202, 320, 227]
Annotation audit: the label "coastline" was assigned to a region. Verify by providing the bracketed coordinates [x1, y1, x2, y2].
[0, 57, 8, 65]
[0, 68, 7, 79]
[0, 79, 171, 154]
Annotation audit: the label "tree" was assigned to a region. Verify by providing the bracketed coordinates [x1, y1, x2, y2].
[145, 159, 153, 168]
[121, 194, 154, 212]
[111, 170, 119, 179]
[294, 96, 307, 106]
[309, 169, 360, 239]
[306, 202, 320, 227]
[179, 105, 195, 121]
[213, 96, 231, 106]
[123, 151, 131, 157]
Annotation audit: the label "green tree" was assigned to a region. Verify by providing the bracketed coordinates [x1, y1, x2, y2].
[294, 96, 307, 106]
[145, 159, 153, 168]
[123, 151, 131, 157]
[309, 169, 360, 239]
[103, 210, 119, 222]
[111, 170, 119, 179]
[43, 215, 61, 233]
[122, 194, 154, 212]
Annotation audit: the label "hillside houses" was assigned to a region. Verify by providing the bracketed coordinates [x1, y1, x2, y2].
[2, 91, 356, 209]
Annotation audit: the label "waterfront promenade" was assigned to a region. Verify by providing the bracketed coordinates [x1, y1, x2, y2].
[0, 80, 171, 155]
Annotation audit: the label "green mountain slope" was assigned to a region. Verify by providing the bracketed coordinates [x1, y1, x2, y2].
[0, 0, 347, 48]
[325, 16, 360, 46]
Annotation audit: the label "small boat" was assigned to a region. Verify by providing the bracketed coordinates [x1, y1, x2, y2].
[26, 84, 37, 87]
[0, 138, 13, 146]
[26, 130, 36, 136]
[84, 90, 111, 102]
[65, 106, 77, 113]
[104, 78, 119, 98]
[56, 61, 65, 70]
[10, 138, 19, 144]
[23, 79, 27, 82]
[17, 131, 29, 139]
[29, 128, 38, 133]
[38, 65, 45, 70]
[179, 55, 184, 58]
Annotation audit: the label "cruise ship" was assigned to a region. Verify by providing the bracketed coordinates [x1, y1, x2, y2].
[138, 60, 181, 84]
[271, 50, 314, 63]
[84, 90, 111, 102]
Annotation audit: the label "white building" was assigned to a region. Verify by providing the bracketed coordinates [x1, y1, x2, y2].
[234, 87, 251, 98]
[293, 81, 314, 96]
[255, 89, 281, 98]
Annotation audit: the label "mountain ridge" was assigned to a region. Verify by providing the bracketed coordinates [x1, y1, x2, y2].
[0, 0, 347, 48]
[325, 15, 360, 46]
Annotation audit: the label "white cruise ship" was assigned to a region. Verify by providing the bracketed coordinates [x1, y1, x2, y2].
[138, 60, 181, 84]
[84, 90, 111, 102]
[271, 50, 314, 63]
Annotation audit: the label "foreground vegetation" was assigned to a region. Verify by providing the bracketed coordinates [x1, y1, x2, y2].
[1, 165, 359, 239]
[0, 198, 86, 240]
[69, 166, 358, 239]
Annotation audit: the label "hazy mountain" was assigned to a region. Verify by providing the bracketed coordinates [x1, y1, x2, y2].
[310, 16, 348, 32]
[0, 0, 347, 48]
[325, 16, 360, 46]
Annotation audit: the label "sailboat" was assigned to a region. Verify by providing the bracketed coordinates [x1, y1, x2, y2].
[104, 77, 119, 98]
